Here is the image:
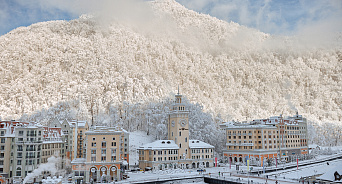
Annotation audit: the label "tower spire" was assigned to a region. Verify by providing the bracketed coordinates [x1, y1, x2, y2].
[177, 85, 180, 95]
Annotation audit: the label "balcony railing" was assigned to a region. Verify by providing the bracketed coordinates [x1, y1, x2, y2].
[226, 143, 254, 146]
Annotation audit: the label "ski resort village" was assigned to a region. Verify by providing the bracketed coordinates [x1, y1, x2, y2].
[0, 92, 341, 184]
[0, 0, 341, 183]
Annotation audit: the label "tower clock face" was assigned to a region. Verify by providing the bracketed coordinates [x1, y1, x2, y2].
[171, 121, 175, 127]
[180, 119, 187, 127]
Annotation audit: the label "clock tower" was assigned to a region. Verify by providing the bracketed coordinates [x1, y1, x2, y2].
[168, 89, 190, 159]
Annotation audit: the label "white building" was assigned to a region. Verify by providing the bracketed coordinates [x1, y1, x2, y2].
[138, 92, 215, 170]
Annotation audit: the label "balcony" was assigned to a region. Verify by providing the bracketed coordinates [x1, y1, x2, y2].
[226, 143, 254, 146]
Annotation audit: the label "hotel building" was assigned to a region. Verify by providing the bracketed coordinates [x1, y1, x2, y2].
[71, 126, 129, 183]
[220, 113, 309, 166]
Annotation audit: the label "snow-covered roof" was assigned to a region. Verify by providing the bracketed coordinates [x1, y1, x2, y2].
[189, 140, 214, 149]
[138, 140, 179, 150]
[85, 127, 125, 135]
[77, 121, 87, 127]
[223, 123, 277, 129]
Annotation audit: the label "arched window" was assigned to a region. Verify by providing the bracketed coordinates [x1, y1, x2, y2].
[179, 143, 182, 148]
[185, 137, 187, 142]
[16, 167, 21, 176]
[179, 131, 181, 136]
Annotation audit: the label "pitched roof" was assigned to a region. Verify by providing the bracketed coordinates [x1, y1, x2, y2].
[139, 140, 179, 150]
[189, 140, 214, 149]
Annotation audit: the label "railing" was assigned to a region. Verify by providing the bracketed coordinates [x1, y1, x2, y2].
[226, 143, 254, 146]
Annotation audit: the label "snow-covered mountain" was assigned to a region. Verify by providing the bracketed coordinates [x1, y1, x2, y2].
[0, 0, 341, 126]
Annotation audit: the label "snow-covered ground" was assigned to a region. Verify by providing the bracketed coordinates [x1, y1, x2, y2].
[129, 131, 155, 166]
[269, 159, 342, 180]
[118, 150, 342, 184]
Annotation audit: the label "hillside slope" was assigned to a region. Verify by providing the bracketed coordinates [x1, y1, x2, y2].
[0, 0, 341, 125]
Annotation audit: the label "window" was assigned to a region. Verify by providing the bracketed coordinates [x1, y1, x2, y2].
[92, 142, 96, 147]
[111, 156, 116, 161]
[0, 138, 5, 143]
[112, 137, 116, 141]
[91, 156, 96, 162]
[179, 132, 181, 136]
[179, 143, 182, 148]
[102, 142, 106, 148]
[185, 137, 187, 142]
[103, 137, 106, 140]
[16, 168, 21, 176]
[91, 150, 96, 154]
[112, 142, 116, 146]
[101, 156, 106, 162]
[19, 131, 24, 136]
[93, 138, 96, 141]
[17, 160, 21, 165]
[101, 149, 106, 154]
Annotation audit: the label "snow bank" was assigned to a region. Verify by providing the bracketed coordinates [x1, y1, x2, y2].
[129, 131, 155, 166]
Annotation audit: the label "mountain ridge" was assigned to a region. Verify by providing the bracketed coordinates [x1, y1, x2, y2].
[0, 0, 341, 125]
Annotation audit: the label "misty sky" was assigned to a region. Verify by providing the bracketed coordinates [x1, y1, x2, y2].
[0, 0, 341, 36]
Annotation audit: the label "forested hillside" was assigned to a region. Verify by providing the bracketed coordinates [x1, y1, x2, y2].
[0, 0, 341, 146]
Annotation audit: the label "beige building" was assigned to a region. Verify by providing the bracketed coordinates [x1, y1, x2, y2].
[221, 113, 309, 166]
[138, 92, 215, 170]
[71, 126, 129, 183]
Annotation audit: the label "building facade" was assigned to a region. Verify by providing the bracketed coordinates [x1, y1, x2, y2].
[0, 120, 67, 183]
[221, 113, 309, 166]
[138, 92, 215, 170]
[71, 126, 129, 183]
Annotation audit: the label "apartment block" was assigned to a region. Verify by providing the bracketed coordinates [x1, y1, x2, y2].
[220, 112, 309, 166]
[71, 126, 129, 183]
[0, 120, 67, 183]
